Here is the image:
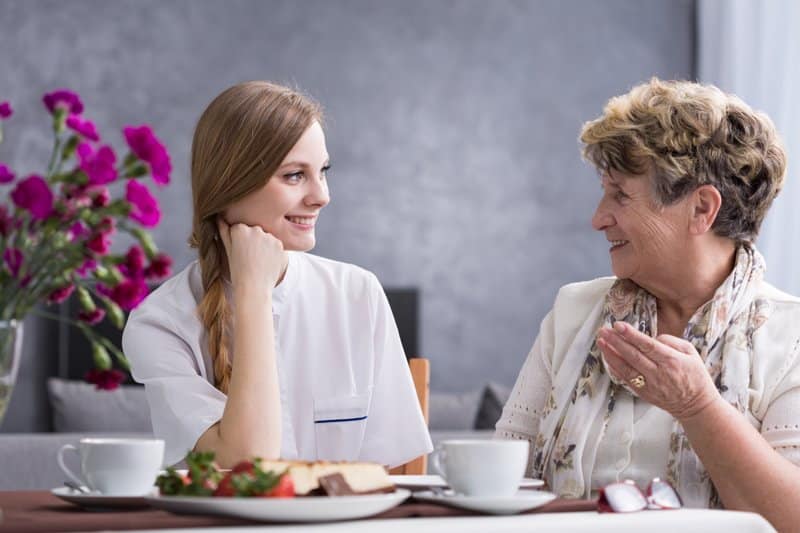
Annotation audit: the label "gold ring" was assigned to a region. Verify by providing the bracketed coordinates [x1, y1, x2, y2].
[630, 375, 646, 389]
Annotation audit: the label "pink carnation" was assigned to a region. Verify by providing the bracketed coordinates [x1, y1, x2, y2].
[0, 163, 14, 183]
[10, 175, 54, 220]
[85, 233, 111, 255]
[0, 101, 11, 119]
[3, 248, 23, 277]
[96, 216, 116, 235]
[76, 258, 97, 277]
[85, 368, 125, 390]
[67, 221, 89, 242]
[66, 115, 99, 142]
[145, 253, 173, 279]
[100, 276, 149, 311]
[47, 284, 75, 304]
[125, 180, 161, 227]
[123, 125, 171, 185]
[0, 206, 15, 236]
[92, 187, 110, 207]
[124, 245, 146, 276]
[43, 89, 84, 115]
[77, 143, 117, 186]
[78, 308, 106, 325]
[58, 185, 92, 219]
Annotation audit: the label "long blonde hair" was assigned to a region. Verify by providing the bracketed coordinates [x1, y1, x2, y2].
[188, 81, 322, 393]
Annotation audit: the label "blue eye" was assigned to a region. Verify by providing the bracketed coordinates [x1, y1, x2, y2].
[284, 172, 303, 183]
[321, 164, 330, 179]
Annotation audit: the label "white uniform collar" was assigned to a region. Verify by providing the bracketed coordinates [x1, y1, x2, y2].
[271, 251, 299, 314]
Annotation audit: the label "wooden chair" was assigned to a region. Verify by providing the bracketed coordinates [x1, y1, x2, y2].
[389, 357, 430, 475]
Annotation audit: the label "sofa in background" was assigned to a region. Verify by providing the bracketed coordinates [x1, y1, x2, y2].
[0, 379, 508, 490]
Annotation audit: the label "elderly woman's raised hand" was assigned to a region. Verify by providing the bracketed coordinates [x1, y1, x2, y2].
[597, 322, 721, 421]
[217, 218, 287, 292]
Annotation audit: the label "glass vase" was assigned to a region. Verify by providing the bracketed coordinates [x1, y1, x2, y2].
[0, 319, 23, 426]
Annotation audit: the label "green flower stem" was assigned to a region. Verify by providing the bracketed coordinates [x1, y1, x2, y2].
[46, 134, 64, 180]
[0, 290, 19, 320]
[16, 227, 67, 289]
[97, 335, 130, 370]
[31, 306, 130, 370]
[117, 222, 159, 257]
[10, 209, 29, 254]
[23, 249, 86, 306]
[33, 306, 103, 341]
[12, 224, 88, 315]
[10, 194, 116, 302]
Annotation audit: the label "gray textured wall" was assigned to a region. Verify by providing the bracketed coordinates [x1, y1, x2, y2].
[0, 0, 694, 429]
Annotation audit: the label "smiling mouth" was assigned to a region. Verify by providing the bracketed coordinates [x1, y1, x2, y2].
[609, 239, 629, 251]
[285, 215, 316, 228]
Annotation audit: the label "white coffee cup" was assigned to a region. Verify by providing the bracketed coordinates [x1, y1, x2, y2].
[57, 437, 165, 496]
[430, 439, 529, 497]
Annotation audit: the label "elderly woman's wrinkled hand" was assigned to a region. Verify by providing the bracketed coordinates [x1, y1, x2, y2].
[597, 322, 721, 421]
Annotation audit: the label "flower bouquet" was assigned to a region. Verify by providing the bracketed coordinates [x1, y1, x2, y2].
[0, 89, 173, 398]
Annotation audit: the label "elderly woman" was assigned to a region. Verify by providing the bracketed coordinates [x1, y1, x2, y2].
[496, 79, 800, 529]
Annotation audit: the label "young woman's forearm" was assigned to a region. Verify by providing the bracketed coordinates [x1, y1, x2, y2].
[681, 397, 800, 531]
[196, 292, 281, 466]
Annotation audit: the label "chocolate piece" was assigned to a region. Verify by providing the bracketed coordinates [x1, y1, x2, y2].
[318, 473, 356, 496]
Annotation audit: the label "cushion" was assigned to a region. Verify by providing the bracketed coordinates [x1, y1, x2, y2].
[47, 378, 153, 433]
[474, 381, 512, 430]
[428, 389, 483, 431]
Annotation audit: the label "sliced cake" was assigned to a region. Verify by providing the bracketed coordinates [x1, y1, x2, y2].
[259, 460, 395, 495]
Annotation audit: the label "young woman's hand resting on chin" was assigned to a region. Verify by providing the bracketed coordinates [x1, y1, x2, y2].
[217, 218, 288, 292]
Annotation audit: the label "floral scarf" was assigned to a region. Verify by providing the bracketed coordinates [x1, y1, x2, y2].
[531, 244, 769, 507]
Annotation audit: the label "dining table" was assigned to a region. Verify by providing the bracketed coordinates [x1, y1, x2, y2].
[0, 489, 777, 533]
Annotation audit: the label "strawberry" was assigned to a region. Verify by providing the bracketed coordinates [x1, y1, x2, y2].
[231, 460, 255, 474]
[213, 459, 294, 498]
[262, 473, 294, 498]
[213, 472, 236, 497]
[213, 460, 256, 497]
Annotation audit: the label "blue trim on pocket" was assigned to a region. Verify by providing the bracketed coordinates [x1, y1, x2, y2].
[314, 415, 368, 424]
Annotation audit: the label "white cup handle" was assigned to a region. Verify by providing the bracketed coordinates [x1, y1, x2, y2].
[57, 444, 87, 489]
[429, 446, 447, 479]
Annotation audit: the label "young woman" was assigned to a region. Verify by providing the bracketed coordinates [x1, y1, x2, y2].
[122, 81, 431, 468]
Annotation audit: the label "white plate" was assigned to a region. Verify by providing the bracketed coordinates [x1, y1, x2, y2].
[145, 488, 411, 523]
[413, 489, 556, 515]
[389, 474, 544, 490]
[51, 486, 155, 510]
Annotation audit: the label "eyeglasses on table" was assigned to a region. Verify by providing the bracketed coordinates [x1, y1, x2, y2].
[598, 478, 682, 513]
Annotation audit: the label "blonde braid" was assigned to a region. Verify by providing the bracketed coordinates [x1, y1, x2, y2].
[192, 219, 233, 393]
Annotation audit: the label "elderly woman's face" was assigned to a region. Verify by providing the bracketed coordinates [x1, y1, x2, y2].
[591, 170, 691, 284]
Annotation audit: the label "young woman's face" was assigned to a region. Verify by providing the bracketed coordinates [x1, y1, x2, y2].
[225, 121, 330, 251]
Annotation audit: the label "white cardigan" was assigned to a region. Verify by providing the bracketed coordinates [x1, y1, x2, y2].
[496, 277, 800, 501]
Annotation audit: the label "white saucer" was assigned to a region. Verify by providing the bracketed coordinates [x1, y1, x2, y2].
[389, 474, 544, 490]
[413, 489, 556, 515]
[51, 486, 155, 510]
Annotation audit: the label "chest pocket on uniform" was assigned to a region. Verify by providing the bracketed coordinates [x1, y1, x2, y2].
[313, 393, 370, 461]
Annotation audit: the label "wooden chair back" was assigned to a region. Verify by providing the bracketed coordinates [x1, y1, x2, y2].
[389, 357, 430, 475]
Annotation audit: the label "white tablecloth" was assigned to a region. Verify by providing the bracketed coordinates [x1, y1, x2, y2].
[144, 509, 775, 533]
